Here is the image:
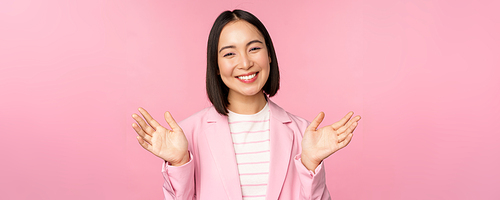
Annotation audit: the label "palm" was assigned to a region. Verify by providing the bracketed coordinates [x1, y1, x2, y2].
[150, 125, 188, 162]
[301, 112, 360, 170]
[303, 126, 342, 162]
[132, 108, 189, 166]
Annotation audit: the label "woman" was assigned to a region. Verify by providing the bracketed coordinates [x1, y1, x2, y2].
[132, 9, 361, 200]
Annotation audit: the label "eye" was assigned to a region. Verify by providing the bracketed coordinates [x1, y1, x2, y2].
[250, 47, 261, 51]
[223, 52, 235, 57]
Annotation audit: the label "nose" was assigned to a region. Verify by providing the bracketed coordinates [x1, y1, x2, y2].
[239, 53, 253, 70]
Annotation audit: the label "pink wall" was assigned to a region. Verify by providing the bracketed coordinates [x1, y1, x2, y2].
[1, 0, 499, 199]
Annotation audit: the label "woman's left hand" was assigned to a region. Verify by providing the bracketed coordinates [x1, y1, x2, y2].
[301, 111, 361, 171]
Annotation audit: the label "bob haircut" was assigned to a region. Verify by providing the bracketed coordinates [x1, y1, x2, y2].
[206, 9, 280, 116]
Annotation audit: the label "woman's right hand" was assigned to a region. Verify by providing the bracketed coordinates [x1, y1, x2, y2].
[132, 108, 190, 166]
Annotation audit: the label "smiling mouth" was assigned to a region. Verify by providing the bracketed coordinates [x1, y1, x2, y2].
[237, 72, 258, 81]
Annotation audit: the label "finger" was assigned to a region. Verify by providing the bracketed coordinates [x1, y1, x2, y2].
[137, 136, 154, 153]
[164, 111, 182, 132]
[350, 120, 360, 133]
[337, 122, 357, 142]
[336, 118, 359, 136]
[306, 112, 325, 132]
[336, 115, 360, 134]
[138, 107, 162, 129]
[132, 123, 153, 144]
[337, 133, 348, 143]
[338, 133, 353, 148]
[330, 112, 354, 130]
[132, 113, 155, 135]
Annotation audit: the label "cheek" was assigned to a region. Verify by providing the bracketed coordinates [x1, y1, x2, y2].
[262, 69, 270, 83]
[256, 50, 271, 68]
[218, 60, 234, 78]
[257, 55, 271, 72]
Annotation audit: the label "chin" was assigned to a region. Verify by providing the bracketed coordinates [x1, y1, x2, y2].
[246, 90, 265, 97]
[237, 88, 263, 97]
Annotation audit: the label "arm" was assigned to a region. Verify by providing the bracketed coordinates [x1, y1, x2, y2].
[294, 155, 330, 200]
[162, 154, 195, 200]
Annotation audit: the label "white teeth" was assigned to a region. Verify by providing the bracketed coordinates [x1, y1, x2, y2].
[238, 73, 256, 80]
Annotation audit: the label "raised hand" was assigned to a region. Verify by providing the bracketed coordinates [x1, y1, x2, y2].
[132, 108, 190, 166]
[301, 112, 361, 171]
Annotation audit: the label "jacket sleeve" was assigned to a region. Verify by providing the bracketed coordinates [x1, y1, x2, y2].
[161, 153, 196, 200]
[294, 154, 331, 200]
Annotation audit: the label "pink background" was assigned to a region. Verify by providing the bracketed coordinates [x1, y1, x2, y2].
[1, 0, 499, 199]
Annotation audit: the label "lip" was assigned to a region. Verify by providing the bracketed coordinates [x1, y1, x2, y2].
[236, 72, 259, 83]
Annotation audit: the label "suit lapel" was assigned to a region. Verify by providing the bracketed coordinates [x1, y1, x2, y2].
[266, 101, 293, 200]
[205, 109, 243, 200]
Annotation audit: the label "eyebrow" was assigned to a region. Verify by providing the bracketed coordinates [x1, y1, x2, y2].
[218, 40, 264, 53]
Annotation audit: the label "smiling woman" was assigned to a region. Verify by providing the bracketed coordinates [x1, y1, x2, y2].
[131, 9, 361, 200]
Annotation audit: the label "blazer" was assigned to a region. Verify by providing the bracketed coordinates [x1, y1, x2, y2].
[161, 100, 331, 200]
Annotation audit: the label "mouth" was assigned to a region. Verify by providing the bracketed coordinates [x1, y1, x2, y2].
[237, 72, 258, 81]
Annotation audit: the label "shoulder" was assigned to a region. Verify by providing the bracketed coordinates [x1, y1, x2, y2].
[178, 106, 215, 129]
[287, 111, 310, 126]
[269, 100, 310, 127]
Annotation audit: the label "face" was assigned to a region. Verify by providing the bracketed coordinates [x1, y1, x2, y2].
[217, 20, 271, 100]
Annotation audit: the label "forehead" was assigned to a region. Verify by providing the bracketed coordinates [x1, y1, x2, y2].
[218, 20, 265, 47]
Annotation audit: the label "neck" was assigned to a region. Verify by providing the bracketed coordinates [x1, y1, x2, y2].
[227, 91, 267, 115]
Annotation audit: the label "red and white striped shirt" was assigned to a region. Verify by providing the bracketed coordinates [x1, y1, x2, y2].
[228, 102, 270, 200]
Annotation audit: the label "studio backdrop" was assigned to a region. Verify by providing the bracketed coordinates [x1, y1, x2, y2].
[1, 0, 499, 199]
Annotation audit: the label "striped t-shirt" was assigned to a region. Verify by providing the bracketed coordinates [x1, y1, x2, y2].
[228, 102, 270, 200]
